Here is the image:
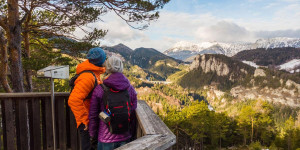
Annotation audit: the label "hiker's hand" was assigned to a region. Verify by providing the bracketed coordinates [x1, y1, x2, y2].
[90, 137, 98, 149]
[84, 124, 88, 130]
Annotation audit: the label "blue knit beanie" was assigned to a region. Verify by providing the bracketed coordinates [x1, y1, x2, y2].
[87, 47, 106, 67]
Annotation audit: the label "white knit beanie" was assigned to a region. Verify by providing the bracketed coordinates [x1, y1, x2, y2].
[105, 55, 123, 73]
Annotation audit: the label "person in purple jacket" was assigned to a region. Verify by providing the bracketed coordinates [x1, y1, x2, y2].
[89, 55, 137, 150]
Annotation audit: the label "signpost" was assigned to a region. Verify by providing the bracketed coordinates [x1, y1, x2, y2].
[37, 65, 69, 150]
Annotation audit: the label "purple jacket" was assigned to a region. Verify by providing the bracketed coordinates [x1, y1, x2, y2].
[89, 72, 137, 143]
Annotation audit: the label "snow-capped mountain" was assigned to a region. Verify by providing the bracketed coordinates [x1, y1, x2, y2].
[164, 37, 300, 61]
[254, 37, 300, 49]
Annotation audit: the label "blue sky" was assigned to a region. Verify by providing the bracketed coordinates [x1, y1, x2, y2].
[75, 0, 300, 52]
[164, 0, 276, 19]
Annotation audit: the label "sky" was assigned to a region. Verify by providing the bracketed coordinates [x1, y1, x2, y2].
[74, 0, 300, 52]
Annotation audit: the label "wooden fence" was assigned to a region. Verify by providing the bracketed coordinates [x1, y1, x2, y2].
[0, 92, 175, 150]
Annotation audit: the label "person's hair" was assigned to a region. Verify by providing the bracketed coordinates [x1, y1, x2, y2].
[105, 55, 123, 73]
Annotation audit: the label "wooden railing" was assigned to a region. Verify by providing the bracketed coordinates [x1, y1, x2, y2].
[0, 92, 175, 150]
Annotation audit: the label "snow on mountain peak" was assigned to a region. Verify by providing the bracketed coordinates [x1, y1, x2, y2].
[169, 41, 216, 52]
[165, 37, 300, 60]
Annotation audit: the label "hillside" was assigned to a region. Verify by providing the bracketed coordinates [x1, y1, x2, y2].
[102, 43, 133, 60]
[233, 47, 300, 66]
[178, 54, 255, 91]
[103, 44, 183, 80]
[175, 54, 300, 107]
[130, 47, 182, 69]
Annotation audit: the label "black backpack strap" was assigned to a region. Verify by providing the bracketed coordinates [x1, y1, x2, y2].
[100, 84, 109, 108]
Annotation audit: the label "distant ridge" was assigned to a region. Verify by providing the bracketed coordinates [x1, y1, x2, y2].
[164, 37, 300, 61]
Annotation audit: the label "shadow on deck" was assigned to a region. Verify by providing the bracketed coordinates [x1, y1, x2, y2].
[0, 92, 175, 150]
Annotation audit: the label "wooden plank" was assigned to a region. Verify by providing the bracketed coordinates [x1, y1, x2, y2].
[65, 99, 71, 148]
[0, 92, 69, 98]
[136, 100, 173, 136]
[41, 98, 47, 150]
[57, 97, 67, 150]
[116, 100, 176, 150]
[136, 122, 143, 138]
[116, 134, 176, 150]
[68, 103, 78, 150]
[15, 98, 29, 150]
[45, 97, 54, 150]
[28, 98, 41, 150]
[0, 106, 2, 150]
[1, 98, 17, 150]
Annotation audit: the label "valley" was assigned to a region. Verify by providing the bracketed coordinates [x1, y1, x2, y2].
[99, 40, 300, 149]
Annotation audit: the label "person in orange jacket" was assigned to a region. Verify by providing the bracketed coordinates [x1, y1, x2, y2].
[68, 47, 106, 150]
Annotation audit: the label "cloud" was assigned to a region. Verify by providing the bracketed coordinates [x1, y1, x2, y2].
[97, 11, 220, 51]
[73, 6, 300, 52]
[148, 11, 217, 38]
[195, 21, 255, 42]
[194, 21, 300, 42]
[74, 12, 146, 43]
[255, 29, 300, 38]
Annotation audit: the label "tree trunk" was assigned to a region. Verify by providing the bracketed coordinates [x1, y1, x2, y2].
[244, 127, 247, 145]
[219, 135, 221, 150]
[23, 28, 33, 92]
[7, 0, 24, 92]
[176, 126, 179, 150]
[0, 28, 13, 93]
[251, 117, 254, 143]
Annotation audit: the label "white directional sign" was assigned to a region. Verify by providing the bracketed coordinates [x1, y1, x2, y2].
[37, 65, 69, 79]
[37, 65, 69, 150]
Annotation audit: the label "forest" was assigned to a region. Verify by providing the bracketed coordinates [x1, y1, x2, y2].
[138, 84, 300, 150]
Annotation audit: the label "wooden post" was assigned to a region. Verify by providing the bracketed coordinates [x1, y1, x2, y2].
[57, 97, 67, 150]
[28, 98, 41, 149]
[45, 97, 54, 150]
[69, 105, 78, 150]
[1, 98, 17, 150]
[15, 98, 29, 150]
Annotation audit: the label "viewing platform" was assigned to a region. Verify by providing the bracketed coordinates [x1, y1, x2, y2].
[0, 92, 176, 150]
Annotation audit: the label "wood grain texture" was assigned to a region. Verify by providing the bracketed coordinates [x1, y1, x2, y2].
[1, 98, 17, 150]
[15, 98, 29, 150]
[136, 100, 174, 135]
[45, 97, 54, 150]
[57, 97, 67, 150]
[69, 106, 78, 150]
[0, 92, 69, 98]
[117, 100, 176, 150]
[28, 98, 41, 150]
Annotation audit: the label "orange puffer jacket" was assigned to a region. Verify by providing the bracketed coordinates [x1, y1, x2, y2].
[68, 60, 106, 128]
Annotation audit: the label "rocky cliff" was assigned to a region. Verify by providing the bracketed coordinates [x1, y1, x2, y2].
[179, 54, 299, 107]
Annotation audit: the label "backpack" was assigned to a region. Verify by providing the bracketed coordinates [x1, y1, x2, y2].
[69, 70, 98, 100]
[100, 84, 131, 134]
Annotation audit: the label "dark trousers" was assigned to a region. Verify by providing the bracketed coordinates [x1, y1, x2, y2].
[97, 140, 129, 150]
[78, 123, 92, 150]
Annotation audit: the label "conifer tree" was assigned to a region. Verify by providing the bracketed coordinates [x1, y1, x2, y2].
[0, 0, 170, 92]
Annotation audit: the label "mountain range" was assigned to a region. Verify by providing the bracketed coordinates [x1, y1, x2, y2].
[102, 43, 182, 80]
[100, 43, 300, 107]
[164, 37, 300, 61]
